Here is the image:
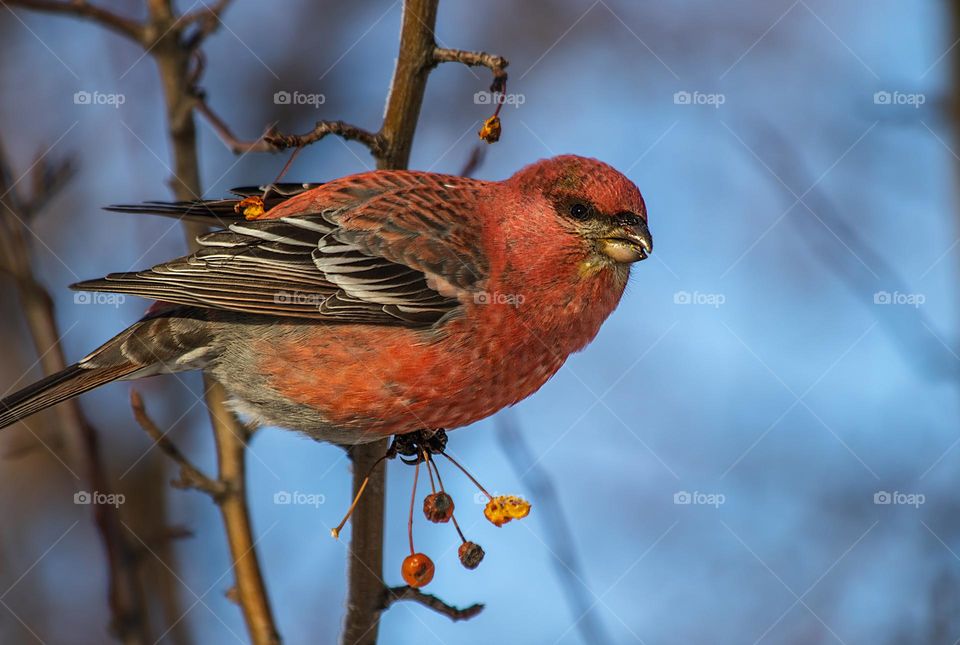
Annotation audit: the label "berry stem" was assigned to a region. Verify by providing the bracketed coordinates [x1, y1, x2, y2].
[439, 452, 492, 500]
[407, 456, 420, 555]
[450, 512, 467, 544]
[427, 453, 446, 493]
[424, 450, 437, 494]
[331, 454, 388, 538]
[427, 455, 466, 543]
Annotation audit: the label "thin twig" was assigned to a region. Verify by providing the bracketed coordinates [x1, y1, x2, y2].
[379, 586, 484, 622]
[264, 120, 383, 154]
[129, 391, 226, 499]
[4, 0, 144, 42]
[196, 102, 382, 155]
[433, 47, 509, 91]
[194, 100, 277, 153]
[180, 0, 232, 48]
[204, 381, 279, 645]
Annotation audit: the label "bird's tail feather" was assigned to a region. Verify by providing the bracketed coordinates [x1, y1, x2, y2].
[105, 183, 322, 224]
[0, 363, 139, 431]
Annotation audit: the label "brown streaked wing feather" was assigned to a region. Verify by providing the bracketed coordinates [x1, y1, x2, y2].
[73, 173, 489, 327]
[328, 174, 489, 290]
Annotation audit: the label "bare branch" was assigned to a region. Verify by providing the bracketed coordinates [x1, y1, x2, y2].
[433, 47, 509, 91]
[376, 0, 441, 171]
[195, 100, 277, 153]
[340, 2, 444, 642]
[265, 120, 383, 153]
[180, 0, 232, 47]
[197, 99, 382, 155]
[129, 391, 227, 499]
[204, 381, 280, 645]
[380, 586, 484, 622]
[5, 0, 145, 43]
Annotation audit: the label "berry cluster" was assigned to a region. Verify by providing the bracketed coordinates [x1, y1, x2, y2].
[331, 429, 531, 589]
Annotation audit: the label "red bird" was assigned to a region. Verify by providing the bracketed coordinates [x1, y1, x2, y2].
[0, 155, 651, 444]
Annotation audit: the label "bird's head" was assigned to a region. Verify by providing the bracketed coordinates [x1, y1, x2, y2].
[506, 155, 652, 270]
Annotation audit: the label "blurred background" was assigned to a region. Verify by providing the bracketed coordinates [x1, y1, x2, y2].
[0, 0, 955, 643]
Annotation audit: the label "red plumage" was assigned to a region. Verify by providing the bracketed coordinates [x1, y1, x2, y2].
[0, 155, 651, 444]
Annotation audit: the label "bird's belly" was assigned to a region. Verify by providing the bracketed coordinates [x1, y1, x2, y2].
[250, 316, 568, 440]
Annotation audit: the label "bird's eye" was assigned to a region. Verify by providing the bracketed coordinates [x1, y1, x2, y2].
[569, 202, 590, 219]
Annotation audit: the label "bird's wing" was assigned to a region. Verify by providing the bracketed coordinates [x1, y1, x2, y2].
[73, 173, 490, 327]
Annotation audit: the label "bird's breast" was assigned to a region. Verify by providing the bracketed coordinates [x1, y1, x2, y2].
[255, 266, 627, 438]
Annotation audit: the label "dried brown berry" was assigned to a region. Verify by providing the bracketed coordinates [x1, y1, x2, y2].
[422, 492, 455, 523]
[458, 541, 485, 570]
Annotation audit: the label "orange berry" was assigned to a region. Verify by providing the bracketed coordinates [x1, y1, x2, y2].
[458, 541, 484, 570]
[233, 195, 265, 220]
[478, 115, 501, 143]
[423, 492, 454, 523]
[401, 553, 435, 588]
[483, 495, 531, 527]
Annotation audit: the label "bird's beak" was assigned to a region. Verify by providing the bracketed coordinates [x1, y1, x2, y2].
[600, 220, 653, 263]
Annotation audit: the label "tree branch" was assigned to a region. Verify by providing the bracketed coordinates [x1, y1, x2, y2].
[376, 0, 441, 171]
[130, 391, 226, 500]
[433, 47, 508, 90]
[194, 100, 277, 153]
[379, 586, 484, 622]
[4, 0, 145, 43]
[264, 120, 383, 154]
[148, 4, 281, 637]
[337, 2, 443, 643]
[204, 382, 279, 645]
[179, 0, 232, 47]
